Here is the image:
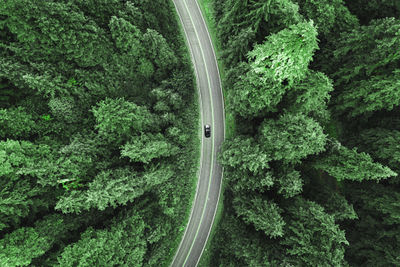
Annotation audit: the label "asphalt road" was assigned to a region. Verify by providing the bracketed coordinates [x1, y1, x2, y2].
[170, 0, 225, 266]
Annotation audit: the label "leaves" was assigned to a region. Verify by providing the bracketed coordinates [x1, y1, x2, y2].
[247, 20, 319, 86]
[120, 133, 178, 164]
[259, 112, 327, 162]
[233, 193, 285, 238]
[312, 140, 397, 182]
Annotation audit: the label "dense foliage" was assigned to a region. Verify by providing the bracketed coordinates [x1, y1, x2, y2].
[203, 0, 400, 266]
[0, 0, 199, 266]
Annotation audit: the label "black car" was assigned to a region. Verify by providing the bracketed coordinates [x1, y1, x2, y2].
[204, 124, 211, 138]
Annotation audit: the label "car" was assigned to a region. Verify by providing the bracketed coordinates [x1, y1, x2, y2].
[204, 124, 211, 138]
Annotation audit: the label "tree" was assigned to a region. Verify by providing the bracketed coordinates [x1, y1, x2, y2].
[330, 18, 400, 86]
[57, 208, 147, 267]
[284, 70, 333, 122]
[344, 0, 400, 25]
[55, 163, 174, 213]
[275, 163, 303, 198]
[120, 133, 178, 164]
[0, 179, 43, 232]
[0, 213, 86, 266]
[142, 29, 178, 73]
[108, 16, 144, 59]
[212, 208, 287, 266]
[292, 0, 348, 36]
[312, 139, 397, 182]
[91, 97, 158, 144]
[247, 20, 319, 87]
[258, 112, 327, 163]
[0, 107, 36, 140]
[0, 0, 111, 68]
[233, 193, 285, 238]
[343, 182, 400, 266]
[218, 135, 270, 174]
[281, 197, 349, 266]
[334, 69, 400, 118]
[358, 128, 400, 167]
[227, 62, 288, 117]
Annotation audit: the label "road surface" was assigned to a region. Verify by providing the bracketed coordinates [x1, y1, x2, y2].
[170, 0, 225, 266]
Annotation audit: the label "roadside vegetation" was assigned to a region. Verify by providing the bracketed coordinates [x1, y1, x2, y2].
[202, 0, 400, 266]
[0, 1, 200, 266]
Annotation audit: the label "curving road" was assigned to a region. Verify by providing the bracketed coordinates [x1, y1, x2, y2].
[170, 0, 225, 266]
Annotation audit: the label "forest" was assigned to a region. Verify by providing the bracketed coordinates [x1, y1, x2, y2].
[0, 0, 201, 266]
[1, 0, 400, 266]
[200, 0, 400, 266]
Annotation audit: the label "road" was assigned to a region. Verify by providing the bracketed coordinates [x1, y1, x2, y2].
[170, 0, 225, 266]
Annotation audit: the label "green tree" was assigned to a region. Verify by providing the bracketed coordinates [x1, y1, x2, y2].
[218, 135, 270, 174]
[343, 182, 400, 266]
[334, 69, 400, 117]
[0, 213, 86, 266]
[284, 70, 333, 122]
[233, 192, 285, 238]
[0, 107, 36, 140]
[120, 133, 178, 164]
[247, 20, 319, 86]
[281, 197, 349, 266]
[275, 163, 303, 198]
[312, 139, 397, 182]
[0, 179, 44, 232]
[258, 112, 327, 163]
[344, 0, 400, 25]
[91, 97, 158, 144]
[142, 29, 178, 74]
[330, 18, 400, 86]
[55, 163, 174, 213]
[226, 62, 286, 117]
[109, 16, 144, 59]
[57, 208, 147, 267]
[0, 0, 111, 68]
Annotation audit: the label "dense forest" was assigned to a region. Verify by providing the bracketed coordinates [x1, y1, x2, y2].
[202, 0, 400, 266]
[0, 0, 200, 266]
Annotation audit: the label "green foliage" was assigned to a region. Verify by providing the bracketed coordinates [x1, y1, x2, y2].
[276, 164, 303, 198]
[48, 96, 81, 124]
[0, 107, 36, 140]
[292, 0, 344, 35]
[281, 197, 349, 266]
[305, 179, 357, 222]
[344, 0, 400, 24]
[312, 140, 397, 182]
[218, 135, 270, 174]
[334, 69, 400, 117]
[0, 0, 110, 68]
[284, 70, 333, 122]
[247, 20, 319, 86]
[0, 179, 42, 232]
[120, 133, 178, 164]
[0, 139, 37, 179]
[227, 62, 286, 117]
[55, 164, 174, 213]
[0, 213, 83, 267]
[91, 97, 158, 144]
[212, 209, 286, 266]
[233, 193, 285, 238]
[259, 112, 327, 163]
[358, 128, 400, 170]
[225, 167, 275, 194]
[57, 208, 147, 267]
[109, 16, 144, 58]
[331, 17, 400, 85]
[343, 183, 400, 266]
[143, 29, 178, 73]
